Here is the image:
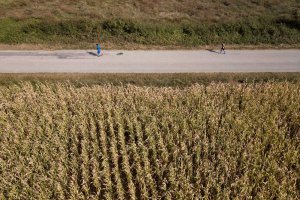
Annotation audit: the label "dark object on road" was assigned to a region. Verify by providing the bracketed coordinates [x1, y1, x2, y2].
[117, 52, 124, 55]
[220, 43, 226, 54]
[207, 49, 219, 54]
[87, 52, 98, 56]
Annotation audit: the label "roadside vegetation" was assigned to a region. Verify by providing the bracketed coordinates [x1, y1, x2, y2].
[1, 73, 300, 87]
[0, 0, 299, 48]
[0, 80, 299, 199]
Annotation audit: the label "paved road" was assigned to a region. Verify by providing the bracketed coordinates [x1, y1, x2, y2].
[0, 50, 299, 73]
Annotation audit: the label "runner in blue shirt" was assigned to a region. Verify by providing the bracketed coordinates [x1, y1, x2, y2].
[96, 44, 101, 57]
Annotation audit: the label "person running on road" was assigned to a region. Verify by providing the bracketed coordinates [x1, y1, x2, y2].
[96, 44, 101, 57]
[220, 43, 226, 54]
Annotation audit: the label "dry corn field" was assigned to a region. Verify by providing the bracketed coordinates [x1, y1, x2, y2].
[0, 82, 299, 199]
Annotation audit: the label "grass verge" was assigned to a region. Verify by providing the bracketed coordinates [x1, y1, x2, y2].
[0, 73, 300, 87]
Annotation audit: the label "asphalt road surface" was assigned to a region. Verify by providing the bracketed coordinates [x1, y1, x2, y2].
[0, 50, 299, 73]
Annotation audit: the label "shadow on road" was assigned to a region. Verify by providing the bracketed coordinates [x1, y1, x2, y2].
[206, 49, 219, 54]
[87, 51, 98, 56]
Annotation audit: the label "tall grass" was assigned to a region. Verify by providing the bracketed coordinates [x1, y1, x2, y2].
[0, 82, 299, 199]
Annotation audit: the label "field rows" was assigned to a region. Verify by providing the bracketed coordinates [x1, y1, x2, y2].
[0, 82, 299, 199]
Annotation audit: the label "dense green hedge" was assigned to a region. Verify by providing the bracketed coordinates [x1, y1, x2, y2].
[0, 18, 299, 46]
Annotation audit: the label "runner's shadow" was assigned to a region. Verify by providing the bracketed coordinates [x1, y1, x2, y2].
[87, 51, 98, 56]
[206, 49, 220, 54]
